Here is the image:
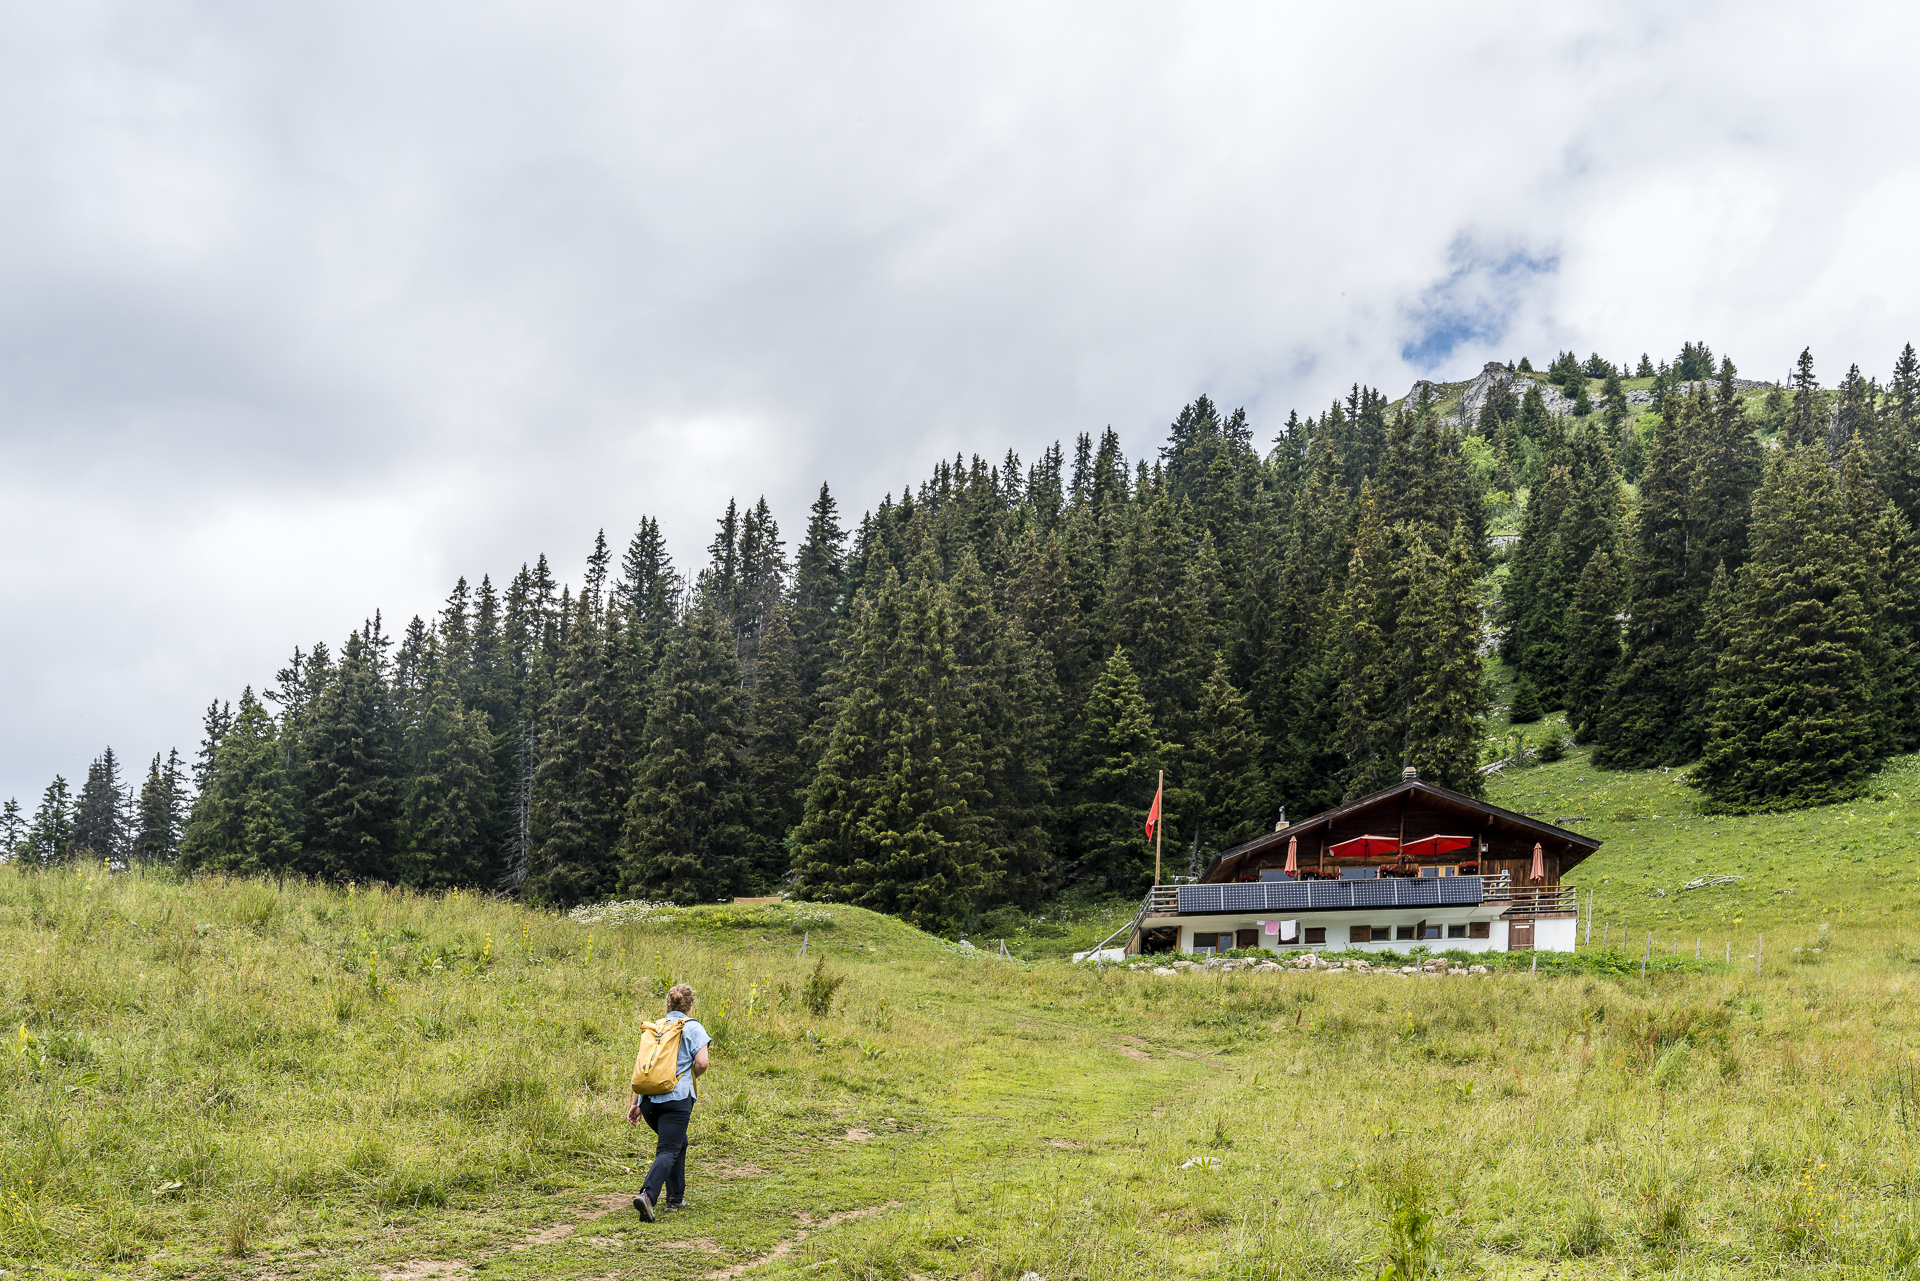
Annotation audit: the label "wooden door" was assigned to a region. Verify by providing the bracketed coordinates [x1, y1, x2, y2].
[1509, 920, 1534, 951]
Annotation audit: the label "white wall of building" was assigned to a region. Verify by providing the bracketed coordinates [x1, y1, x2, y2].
[1150, 910, 1576, 955]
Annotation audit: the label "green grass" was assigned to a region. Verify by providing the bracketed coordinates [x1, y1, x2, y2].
[9, 748, 1920, 1279]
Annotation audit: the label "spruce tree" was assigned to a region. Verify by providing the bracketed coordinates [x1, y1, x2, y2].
[1186, 656, 1266, 862]
[1396, 523, 1490, 794]
[1697, 445, 1880, 810]
[789, 483, 848, 711]
[1563, 550, 1622, 742]
[745, 600, 808, 889]
[1874, 342, 1920, 524]
[132, 750, 188, 863]
[1508, 672, 1542, 724]
[300, 630, 402, 883]
[180, 691, 301, 874]
[1786, 348, 1823, 448]
[26, 776, 74, 865]
[400, 646, 497, 890]
[1062, 647, 1170, 893]
[792, 568, 990, 930]
[1333, 485, 1399, 796]
[71, 747, 129, 864]
[527, 582, 634, 906]
[621, 588, 755, 903]
[0, 798, 24, 861]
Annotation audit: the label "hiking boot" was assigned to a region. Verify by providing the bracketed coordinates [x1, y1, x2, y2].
[632, 1191, 656, 1222]
[661, 1200, 689, 1213]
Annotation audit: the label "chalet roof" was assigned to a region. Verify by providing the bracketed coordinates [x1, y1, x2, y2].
[1204, 774, 1601, 883]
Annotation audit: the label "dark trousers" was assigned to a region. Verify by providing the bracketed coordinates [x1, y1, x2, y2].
[639, 1097, 695, 1204]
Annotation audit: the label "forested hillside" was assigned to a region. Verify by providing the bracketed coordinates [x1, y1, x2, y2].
[8, 344, 1920, 931]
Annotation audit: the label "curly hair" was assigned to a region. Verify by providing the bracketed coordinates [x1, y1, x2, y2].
[665, 983, 696, 1014]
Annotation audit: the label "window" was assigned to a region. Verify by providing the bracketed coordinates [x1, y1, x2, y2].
[1339, 867, 1378, 879]
[1419, 866, 1439, 878]
[1421, 924, 1442, 940]
[1447, 924, 1467, 939]
[1396, 925, 1416, 941]
[1190, 932, 1220, 953]
[1235, 928, 1259, 949]
[1258, 869, 1289, 882]
[1304, 927, 1327, 945]
[1468, 921, 1490, 939]
[1349, 925, 1371, 944]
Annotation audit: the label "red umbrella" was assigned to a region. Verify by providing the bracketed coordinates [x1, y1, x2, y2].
[1530, 842, 1545, 882]
[1328, 834, 1401, 858]
[1401, 834, 1472, 859]
[1283, 836, 1298, 877]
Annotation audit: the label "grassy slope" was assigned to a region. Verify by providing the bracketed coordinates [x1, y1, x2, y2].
[7, 751, 1920, 1280]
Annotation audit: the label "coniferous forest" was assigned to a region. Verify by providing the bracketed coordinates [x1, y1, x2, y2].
[8, 344, 1920, 931]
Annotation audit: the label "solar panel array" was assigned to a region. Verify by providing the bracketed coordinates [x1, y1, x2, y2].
[1175, 877, 1485, 915]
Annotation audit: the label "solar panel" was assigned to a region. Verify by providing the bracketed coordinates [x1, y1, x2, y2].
[1173, 876, 1485, 915]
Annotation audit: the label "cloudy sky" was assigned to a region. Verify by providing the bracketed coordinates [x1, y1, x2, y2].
[3, 0, 1917, 806]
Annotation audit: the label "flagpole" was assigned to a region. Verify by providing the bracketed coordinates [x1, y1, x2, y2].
[1144, 772, 1159, 891]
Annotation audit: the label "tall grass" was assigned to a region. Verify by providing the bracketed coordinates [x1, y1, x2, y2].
[6, 861, 1920, 1277]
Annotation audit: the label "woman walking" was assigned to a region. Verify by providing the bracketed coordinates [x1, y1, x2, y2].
[629, 983, 712, 1221]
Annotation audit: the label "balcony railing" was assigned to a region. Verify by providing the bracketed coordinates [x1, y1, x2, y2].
[1484, 882, 1577, 914]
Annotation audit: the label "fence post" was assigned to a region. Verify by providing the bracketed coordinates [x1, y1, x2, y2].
[1531, 951, 1538, 976]
[1725, 940, 1730, 965]
[1603, 922, 1609, 949]
[1695, 936, 1700, 960]
[1584, 893, 1592, 946]
[800, 931, 809, 960]
[1642, 932, 1650, 979]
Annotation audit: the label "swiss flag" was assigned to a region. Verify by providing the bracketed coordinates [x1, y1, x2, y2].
[1144, 779, 1163, 840]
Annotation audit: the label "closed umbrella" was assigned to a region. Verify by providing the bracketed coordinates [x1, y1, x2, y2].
[1530, 842, 1545, 882]
[1284, 836, 1298, 878]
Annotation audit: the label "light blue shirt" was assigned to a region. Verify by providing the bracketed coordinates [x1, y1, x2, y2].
[655, 1012, 711, 1102]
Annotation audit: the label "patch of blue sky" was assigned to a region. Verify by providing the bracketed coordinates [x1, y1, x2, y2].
[1400, 240, 1558, 371]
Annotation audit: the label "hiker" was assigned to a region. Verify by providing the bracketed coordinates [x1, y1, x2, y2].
[628, 982, 711, 1221]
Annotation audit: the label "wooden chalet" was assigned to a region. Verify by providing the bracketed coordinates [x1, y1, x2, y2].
[1131, 768, 1598, 956]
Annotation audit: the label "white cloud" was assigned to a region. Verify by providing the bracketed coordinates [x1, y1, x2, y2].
[2, 0, 1918, 802]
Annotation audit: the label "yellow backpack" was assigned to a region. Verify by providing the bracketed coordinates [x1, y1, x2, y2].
[630, 1017, 687, 1096]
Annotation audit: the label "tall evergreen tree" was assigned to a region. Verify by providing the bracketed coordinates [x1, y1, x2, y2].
[1563, 551, 1623, 742]
[1697, 446, 1880, 810]
[789, 483, 848, 711]
[300, 631, 401, 883]
[527, 581, 634, 906]
[400, 644, 497, 889]
[792, 568, 990, 929]
[1786, 348, 1823, 448]
[180, 692, 301, 875]
[744, 599, 808, 888]
[0, 798, 24, 862]
[1395, 523, 1490, 794]
[1063, 647, 1170, 893]
[1185, 657, 1266, 865]
[132, 749, 189, 863]
[26, 776, 74, 866]
[621, 589, 756, 903]
[71, 747, 129, 864]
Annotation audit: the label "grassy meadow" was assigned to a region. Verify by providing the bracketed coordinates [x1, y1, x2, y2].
[7, 752, 1920, 1279]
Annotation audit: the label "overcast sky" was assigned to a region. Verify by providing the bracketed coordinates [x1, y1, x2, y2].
[3, 0, 1918, 807]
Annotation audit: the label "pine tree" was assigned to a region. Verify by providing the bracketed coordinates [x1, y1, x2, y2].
[1185, 657, 1266, 863]
[744, 600, 808, 889]
[620, 588, 755, 903]
[1333, 485, 1400, 796]
[527, 581, 634, 906]
[1508, 673, 1543, 724]
[180, 691, 301, 874]
[72, 747, 129, 864]
[300, 631, 401, 882]
[194, 700, 232, 795]
[1594, 391, 1708, 767]
[0, 798, 24, 861]
[1397, 524, 1490, 794]
[1563, 551, 1622, 742]
[132, 750, 188, 863]
[789, 483, 848, 712]
[400, 645, 497, 890]
[1786, 348, 1823, 448]
[26, 777, 74, 865]
[1697, 445, 1880, 810]
[792, 568, 990, 929]
[1062, 648, 1169, 893]
[1874, 343, 1920, 525]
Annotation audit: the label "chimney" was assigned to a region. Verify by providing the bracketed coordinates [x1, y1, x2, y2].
[1402, 765, 1419, 782]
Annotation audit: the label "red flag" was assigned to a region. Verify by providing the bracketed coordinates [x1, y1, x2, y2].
[1144, 779, 1163, 840]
